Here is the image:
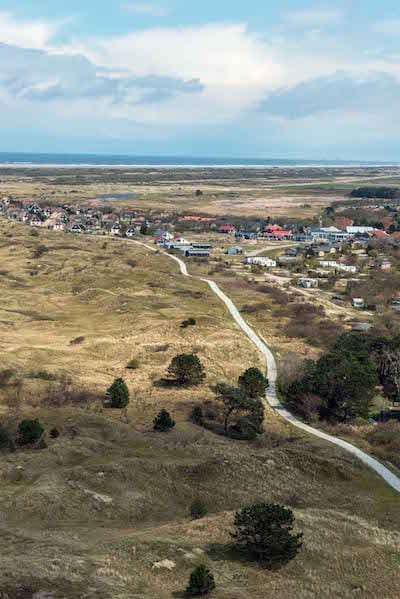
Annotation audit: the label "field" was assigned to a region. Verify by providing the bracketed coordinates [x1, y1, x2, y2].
[2, 165, 400, 218]
[0, 177, 399, 598]
[0, 220, 264, 426]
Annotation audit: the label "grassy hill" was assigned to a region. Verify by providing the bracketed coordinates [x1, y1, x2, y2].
[0, 220, 399, 598]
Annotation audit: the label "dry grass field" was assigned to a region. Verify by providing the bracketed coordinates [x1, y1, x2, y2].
[0, 220, 263, 426]
[0, 219, 399, 598]
[2, 165, 400, 218]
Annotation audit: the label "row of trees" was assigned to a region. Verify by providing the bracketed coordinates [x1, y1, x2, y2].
[282, 332, 400, 423]
[350, 187, 400, 199]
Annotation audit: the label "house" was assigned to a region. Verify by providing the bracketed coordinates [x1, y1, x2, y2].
[319, 261, 357, 273]
[126, 228, 136, 238]
[191, 243, 213, 250]
[111, 224, 121, 236]
[372, 258, 392, 270]
[263, 229, 292, 240]
[346, 226, 374, 235]
[236, 231, 258, 240]
[52, 221, 65, 231]
[155, 230, 174, 241]
[225, 246, 243, 255]
[298, 278, 318, 289]
[172, 236, 191, 245]
[370, 229, 389, 239]
[352, 298, 365, 309]
[218, 225, 236, 235]
[245, 257, 276, 268]
[30, 215, 43, 227]
[70, 224, 85, 234]
[184, 248, 210, 258]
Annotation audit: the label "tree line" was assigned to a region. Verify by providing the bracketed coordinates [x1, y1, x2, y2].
[281, 332, 400, 423]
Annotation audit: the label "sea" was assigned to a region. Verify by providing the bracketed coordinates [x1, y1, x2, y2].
[0, 153, 396, 169]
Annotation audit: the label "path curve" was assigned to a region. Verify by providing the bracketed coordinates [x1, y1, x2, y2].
[133, 239, 400, 494]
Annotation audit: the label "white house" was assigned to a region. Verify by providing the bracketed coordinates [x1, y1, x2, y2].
[298, 278, 318, 289]
[245, 257, 277, 268]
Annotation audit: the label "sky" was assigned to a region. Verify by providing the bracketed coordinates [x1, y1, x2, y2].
[0, 1, 399, 159]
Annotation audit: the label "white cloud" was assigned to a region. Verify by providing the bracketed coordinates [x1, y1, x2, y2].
[0, 11, 60, 49]
[121, 3, 169, 17]
[282, 7, 344, 29]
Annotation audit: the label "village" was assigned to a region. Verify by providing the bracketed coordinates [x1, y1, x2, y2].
[1, 193, 400, 316]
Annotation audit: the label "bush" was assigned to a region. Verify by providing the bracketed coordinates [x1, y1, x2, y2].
[50, 427, 60, 439]
[231, 503, 303, 567]
[107, 378, 130, 409]
[190, 498, 208, 520]
[0, 425, 10, 449]
[126, 358, 140, 370]
[32, 244, 48, 259]
[181, 317, 197, 328]
[167, 354, 206, 386]
[153, 409, 175, 432]
[190, 405, 204, 425]
[186, 564, 216, 597]
[18, 419, 45, 446]
[70, 336, 85, 346]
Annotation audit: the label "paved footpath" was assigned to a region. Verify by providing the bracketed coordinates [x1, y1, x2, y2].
[133, 239, 400, 494]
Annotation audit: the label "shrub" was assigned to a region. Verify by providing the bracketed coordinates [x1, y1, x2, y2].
[190, 405, 204, 425]
[167, 354, 206, 386]
[181, 317, 197, 328]
[50, 427, 60, 439]
[18, 419, 45, 446]
[107, 378, 130, 409]
[190, 498, 208, 520]
[231, 503, 303, 567]
[186, 564, 216, 597]
[0, 425, 10, 449]
[70, 336, 85, 346]
[30, 229, 39, 237]
[153, 409, 175, 432]
[126, 358, 140, 370]
[32, 244, 48, 259]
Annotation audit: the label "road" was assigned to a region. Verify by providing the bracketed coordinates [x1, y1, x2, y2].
[133, 239, 400, 494]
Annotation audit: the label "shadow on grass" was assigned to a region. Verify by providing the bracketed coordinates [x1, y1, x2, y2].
[206, 543, 287, 572]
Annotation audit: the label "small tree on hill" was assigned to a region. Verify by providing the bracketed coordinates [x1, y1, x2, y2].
[190, 405, 204, 425]
[18, 419, 45, 446]
[107, 378, 130, 409]
[231, 503, 303, 567]
[190, 498, 208, 520]
[153, 409, 175, 432]
[186, 564, 216, 597]
[167, 354, 206, 386]
[238, 368, 269, 399]
[0, 425, 10, 449]
[212, 383, 251, 435]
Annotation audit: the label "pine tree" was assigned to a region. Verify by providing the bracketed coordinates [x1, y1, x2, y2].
[107, 378, 130, 409]
[231, 503, 303, 567]
[186, 564, 216, 596]
[238, 368, 269, 399]
[18, 419, 45, 445]
[153, 409, 175, 432]
[167, 354, 206, 386]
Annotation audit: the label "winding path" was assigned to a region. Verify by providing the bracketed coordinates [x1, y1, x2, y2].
[133, 239, 400, 494]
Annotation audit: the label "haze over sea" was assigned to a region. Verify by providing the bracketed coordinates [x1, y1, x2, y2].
[0, 153, 397, 169]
